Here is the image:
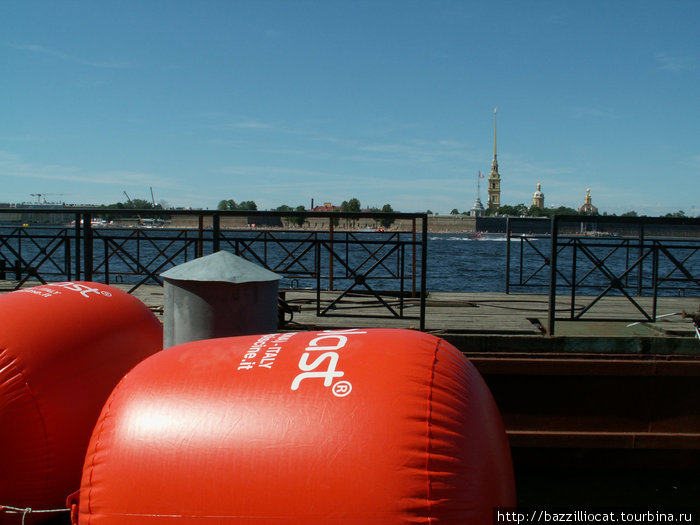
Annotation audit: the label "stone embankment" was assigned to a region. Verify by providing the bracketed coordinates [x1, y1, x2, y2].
[160, 215, 479, 234]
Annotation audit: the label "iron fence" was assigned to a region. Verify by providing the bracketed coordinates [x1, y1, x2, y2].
[0, 208, 428, 329]
[505, 216, 700, 334]
[505, 215, 700, 334]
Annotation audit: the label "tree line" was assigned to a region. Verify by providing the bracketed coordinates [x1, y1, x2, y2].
[442, 204, 692, 218]
[216, 198, 397, 228]
[98, 197, 692, 222]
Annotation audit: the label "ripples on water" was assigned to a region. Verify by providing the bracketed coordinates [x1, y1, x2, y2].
[1, 228, 698, 297]
[428, 235, 510, 292]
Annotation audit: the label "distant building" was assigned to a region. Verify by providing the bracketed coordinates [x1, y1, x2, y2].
[578, 188, 599, 215]
[470, 196, 486, 217]
[487, 108, 501, 211]
[311, 202, 342, 212]
[532, 183, 544, 209]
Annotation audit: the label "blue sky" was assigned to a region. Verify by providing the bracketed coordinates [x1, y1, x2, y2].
[2, 0, 698, 216]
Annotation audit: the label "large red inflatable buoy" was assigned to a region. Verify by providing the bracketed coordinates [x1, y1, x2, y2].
[0, 282, 162, 524]
[75, 329, 514, 524]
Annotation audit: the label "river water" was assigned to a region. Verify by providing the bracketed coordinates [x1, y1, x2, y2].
[1, 227, 699, 297]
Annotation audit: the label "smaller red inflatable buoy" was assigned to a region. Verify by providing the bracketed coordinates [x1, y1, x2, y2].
[0, 282, 162, 524]
[75, 328, 514, 524]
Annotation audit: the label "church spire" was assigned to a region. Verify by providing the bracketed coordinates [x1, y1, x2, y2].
[493, 106, 498, 166]
[487, 107, 501, 211]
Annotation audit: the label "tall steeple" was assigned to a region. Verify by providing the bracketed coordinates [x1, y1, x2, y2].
[471, 172, 486, 216]
[492, 107, 498, 170]
[487, 107, 501, 211]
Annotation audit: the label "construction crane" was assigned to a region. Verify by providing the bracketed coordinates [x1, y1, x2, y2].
[122, 191, 144, 226]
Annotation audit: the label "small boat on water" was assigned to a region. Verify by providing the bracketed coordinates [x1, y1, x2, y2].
[70, 218, 110, 227]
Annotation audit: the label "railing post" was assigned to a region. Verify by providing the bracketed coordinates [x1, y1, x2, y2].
[104, 239, 110, 285]
[652, 240, 659, 320]
[519, 236, 524, 287]
[547, 215, 558, 336]
[505, 217, 511, 293]
[399, 243, 406, 316]
[637, 222, 645, 296]
[198, 214, 204, 257]
[83, 213, 93, 281]
[412, 218, 417, 297]
[420, 215, 428, 331]
[570, 241, 577, 319]
[316, 236, 322, 315]
[74, 213, 81, 279]
[212, 213, 220, 253]
[65, 236, 72, 281]
[329, 217, 334, 291]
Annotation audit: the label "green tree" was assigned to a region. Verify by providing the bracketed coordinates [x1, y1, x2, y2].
[97, 197, 166, 222]
[341, 198, 361, 212]
[217, 199, 235, 210]
[294, 205, 307, 227]
[341, 198, 361, 228]
[217, 199, 258, 211]
[498, 203, 528, 216]
[127, 198, 155, 209]
[664, 210, 686, 218]
[276, 204, 293, 227]
[450, 208, 459, 215]
[551, 206, 580, 216]
[380, 203, 395, 229]
[238, 200, 258, 211]
[527, 205, 549, 217]
[276, 204, 306, 227]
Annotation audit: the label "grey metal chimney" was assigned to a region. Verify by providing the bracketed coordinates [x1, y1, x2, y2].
[161, 251, 281, 347]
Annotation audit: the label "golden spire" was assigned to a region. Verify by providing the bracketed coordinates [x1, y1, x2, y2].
[487, 107, 501, 211]
[493, 107, 498, 163]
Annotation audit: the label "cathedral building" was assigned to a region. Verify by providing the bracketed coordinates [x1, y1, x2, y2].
[578, 188, 599, 215]
[532, 183, 544, 209]
[487, 108, 501, 211]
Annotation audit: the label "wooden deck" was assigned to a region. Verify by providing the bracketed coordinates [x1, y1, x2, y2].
[289, 290, 699, 338]
[124, 285, 700, 339]
[3, 281, 698, 339]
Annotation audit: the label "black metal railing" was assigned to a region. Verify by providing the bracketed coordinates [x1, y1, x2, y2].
[506, 216, 700, 334]
[552, 216, 698, 334]
[0, 208, 428, 329]
[0, 226, 74, 285]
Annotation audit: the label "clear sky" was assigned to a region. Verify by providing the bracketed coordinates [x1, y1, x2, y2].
[2, 0, 698, 216]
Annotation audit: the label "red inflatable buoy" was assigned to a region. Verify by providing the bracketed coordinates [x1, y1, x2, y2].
[76, 328, 514, 524]
[0, 282, 162, 524]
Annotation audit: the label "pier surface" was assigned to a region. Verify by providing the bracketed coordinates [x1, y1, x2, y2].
[119, 284, 700, 339]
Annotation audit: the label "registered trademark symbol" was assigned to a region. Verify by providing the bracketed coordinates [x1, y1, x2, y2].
[100, 291, 112, 297]
[332, 381, 352, 397]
